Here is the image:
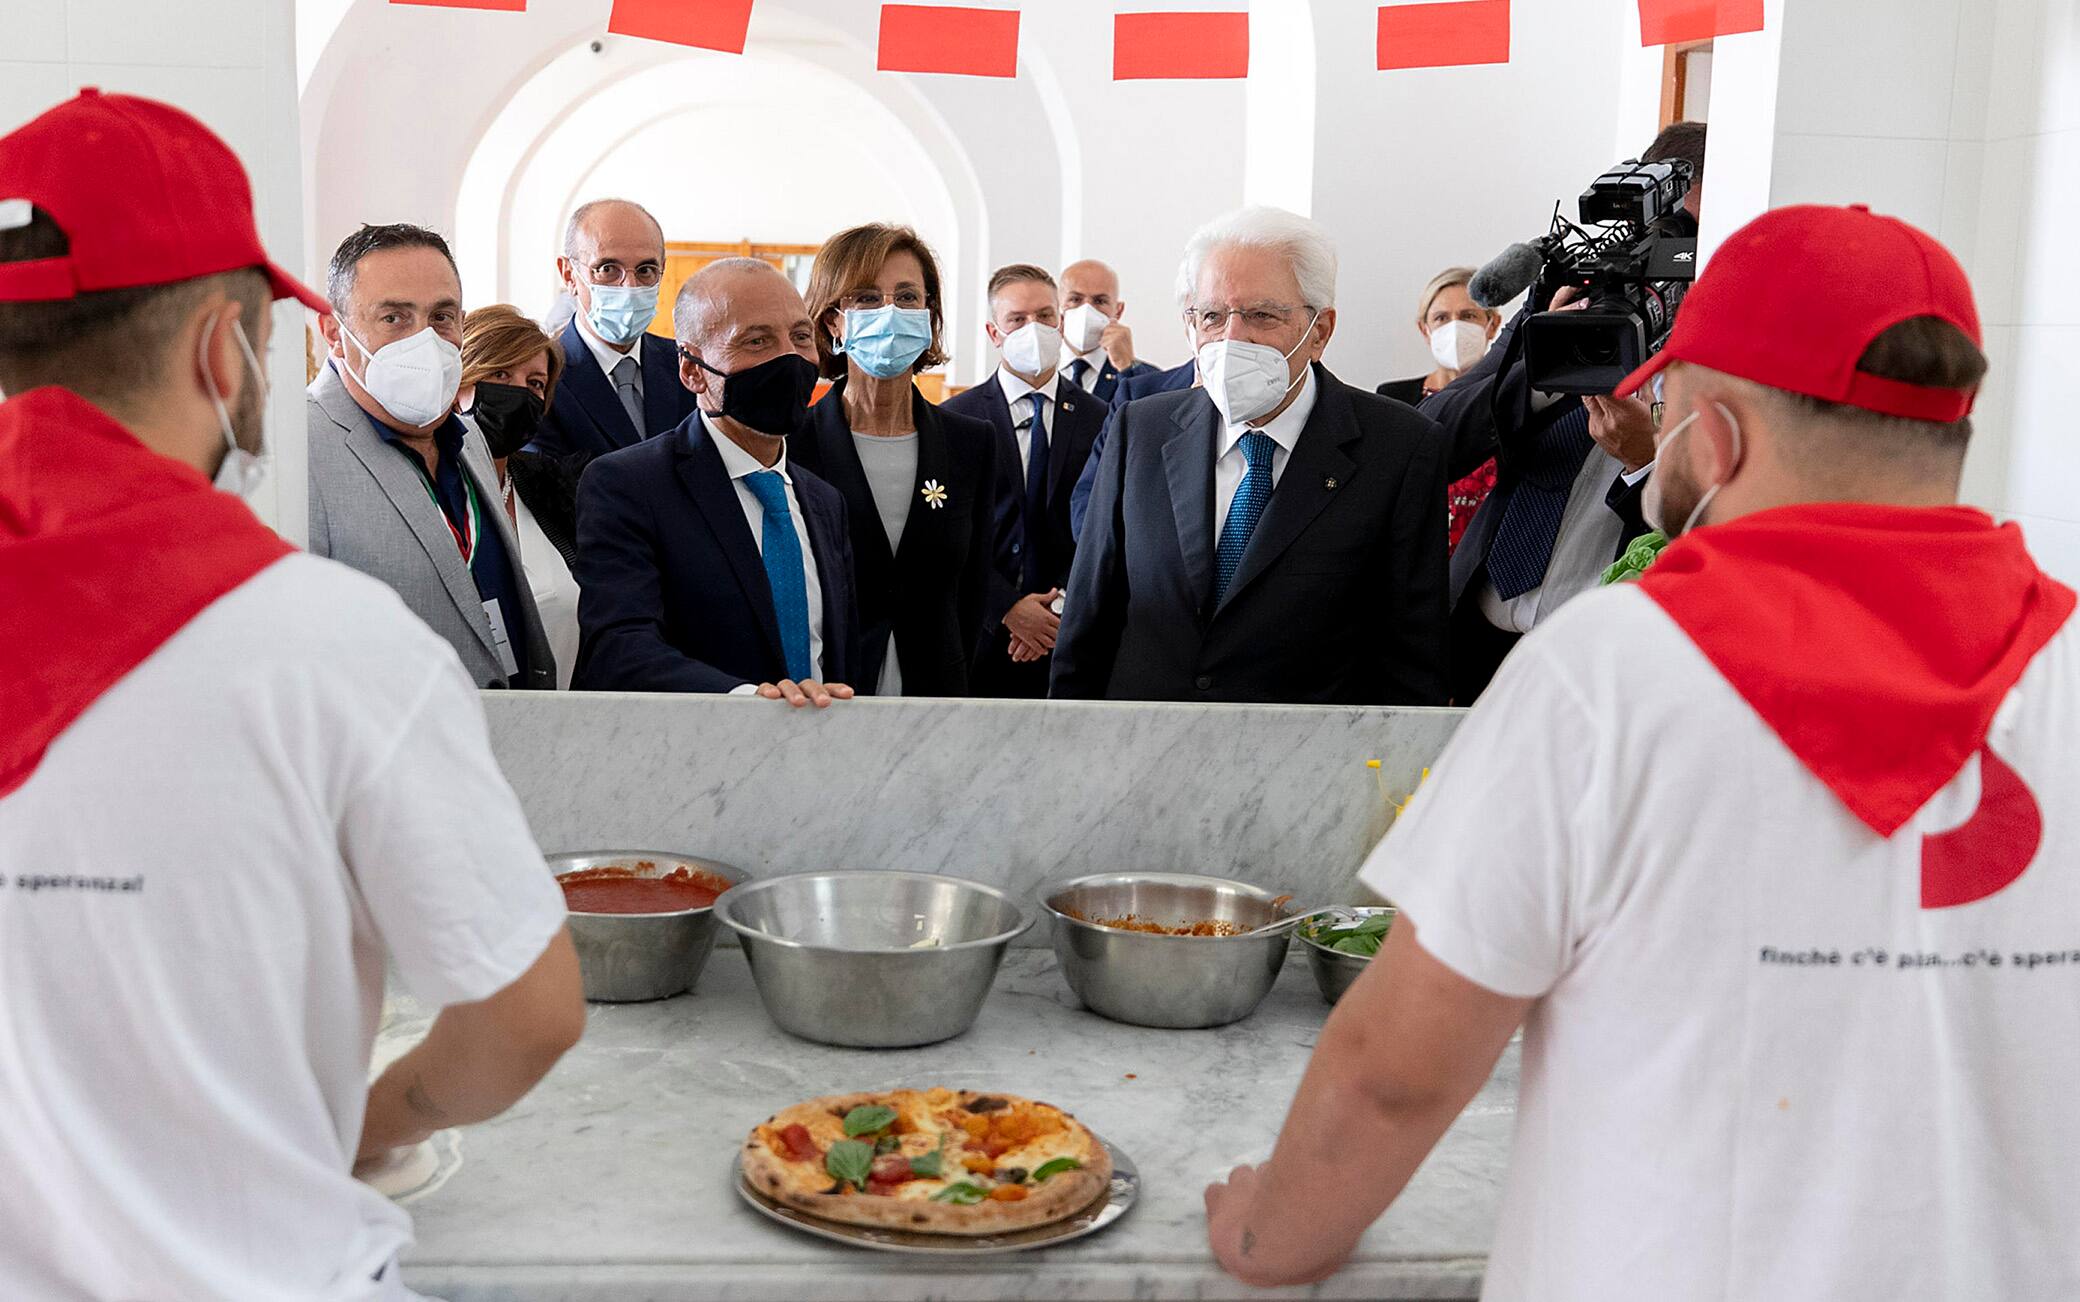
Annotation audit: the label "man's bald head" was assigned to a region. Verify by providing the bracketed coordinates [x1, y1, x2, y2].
[672, 258, 818, 411]
[563, 199, 665, 263]
[1061, 259, 1123, 313]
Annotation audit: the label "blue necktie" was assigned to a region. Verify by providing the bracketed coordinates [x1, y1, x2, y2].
[1020, 392, 1050, 593]
[1485, 404, 1596, 600]
[743, 470, 814, 682]
[1214, 431, 1276, 604]
[1067, 358, 1091, 391]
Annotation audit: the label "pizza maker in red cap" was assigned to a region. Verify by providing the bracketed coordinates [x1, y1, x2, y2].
[1616, 203, 1983, 423]
[0, 87, 325, 312]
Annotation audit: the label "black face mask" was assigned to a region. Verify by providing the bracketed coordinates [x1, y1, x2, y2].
[470, 381, 546, 459]
[689, 350, 819, 437]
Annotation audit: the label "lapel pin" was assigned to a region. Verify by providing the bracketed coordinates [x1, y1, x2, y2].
[1324, 476, 1340, 490]
[922, 479, 949, 510]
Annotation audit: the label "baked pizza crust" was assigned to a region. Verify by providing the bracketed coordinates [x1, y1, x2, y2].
[741, 1089, 1112, 1236]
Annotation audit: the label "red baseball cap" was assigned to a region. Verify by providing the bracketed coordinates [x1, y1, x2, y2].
[0, 88, 325, 312]
[1616, 204, 1982, 422]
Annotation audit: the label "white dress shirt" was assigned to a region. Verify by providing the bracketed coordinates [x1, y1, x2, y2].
[574, 310, 643, 403]
[1476, 449, 1655, 634]
[1059, 342, 1104, 391]
[508, 487, 580, 691]
[995, 366, 1062, 476]
[707, 413, 826, 687]
[1213, 366, 1317, 546]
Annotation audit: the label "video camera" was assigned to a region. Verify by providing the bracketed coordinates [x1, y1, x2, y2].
[1473, 158, 1698, 395]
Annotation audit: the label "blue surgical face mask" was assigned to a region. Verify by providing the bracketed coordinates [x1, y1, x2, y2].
[833, 305, 933, 380]
[586, 281, 662, 347]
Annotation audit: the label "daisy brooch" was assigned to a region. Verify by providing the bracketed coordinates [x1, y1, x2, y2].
[922, 479, 949, 510]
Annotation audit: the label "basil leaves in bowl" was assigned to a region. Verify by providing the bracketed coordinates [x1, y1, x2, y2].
[1297, 907, 1395, 1004]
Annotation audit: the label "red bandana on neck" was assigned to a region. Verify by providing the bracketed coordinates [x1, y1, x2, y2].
[1639, 503, 2075, 838]
[0, 387, 292, 800]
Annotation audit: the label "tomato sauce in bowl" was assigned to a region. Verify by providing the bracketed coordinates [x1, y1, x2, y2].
[558, 863, 728, 915]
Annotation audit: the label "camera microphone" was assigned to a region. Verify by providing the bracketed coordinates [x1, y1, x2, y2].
[1469, 242, 1548, 310]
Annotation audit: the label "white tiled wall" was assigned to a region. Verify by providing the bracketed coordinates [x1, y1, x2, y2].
[1763, 0, 2080, 584]
[0, 0, 311, 545]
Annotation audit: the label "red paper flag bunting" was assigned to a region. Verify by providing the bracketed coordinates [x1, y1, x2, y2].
[389, 0, 527, 10]
[1114, 12, 1250, 81]
[1377, 1, 1510, 70]
[877, 5, 1021, 78]
[1637, 0, 1764, 45]
[608, 0, 755, 53]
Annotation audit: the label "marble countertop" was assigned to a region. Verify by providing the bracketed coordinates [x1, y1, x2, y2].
[384, 946, 1514, 1302]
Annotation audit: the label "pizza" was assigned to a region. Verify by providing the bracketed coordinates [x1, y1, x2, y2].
[740, 1088, 1111, 1235]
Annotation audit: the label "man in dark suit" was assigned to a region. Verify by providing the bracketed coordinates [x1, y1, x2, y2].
[1058, 259, 1157, 405]
[943, 264, 1109, 697]
[574, 258, 858, 707]
[1054, 207, 1449, 706]
[1429, 121, 1705, 702]
[1070, 356, 1197, 539]
[530, 199, 696, 467]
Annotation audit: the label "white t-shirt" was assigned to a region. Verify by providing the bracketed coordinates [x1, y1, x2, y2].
[0, 554, 568, 1301]
[1361, 583, 2080, 1302]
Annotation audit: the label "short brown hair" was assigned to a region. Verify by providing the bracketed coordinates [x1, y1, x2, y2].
[987, 263, 1056, 302]
[461, 304, 565, 405]
[1644, 121, 1707, 187]
[804, 224, 947, 380]
[0, 204, 267, 410]
[1774, 316, 1988, 455]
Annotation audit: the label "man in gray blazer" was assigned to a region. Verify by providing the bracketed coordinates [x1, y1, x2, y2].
[307, 223, 554, 689]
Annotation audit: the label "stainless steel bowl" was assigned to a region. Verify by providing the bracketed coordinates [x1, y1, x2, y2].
[1039, 873, 1297, 1029]
[713, 871, 1031, 1048]
[1299, 907, 1396, 1005]
[549, 851, 743, 1003]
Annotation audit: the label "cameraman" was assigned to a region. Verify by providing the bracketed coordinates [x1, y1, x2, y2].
[1428, 121, 1705, 701]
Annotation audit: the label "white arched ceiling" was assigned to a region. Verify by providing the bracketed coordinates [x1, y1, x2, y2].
[1245, 0, 1319, 215]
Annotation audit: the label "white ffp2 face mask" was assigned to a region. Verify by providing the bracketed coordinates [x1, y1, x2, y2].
[201, 310, 270, 499]
[1641, 401, 1742, 537]
[1001, 321, 1064, 379]
[340, 323, 462, 429]
[1062, 302, 1111, 355]
[1428, 319, 1488, 372]
[1196, 311, 1321, 426]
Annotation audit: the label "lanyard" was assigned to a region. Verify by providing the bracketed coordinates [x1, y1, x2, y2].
[412, 462, 480, 566]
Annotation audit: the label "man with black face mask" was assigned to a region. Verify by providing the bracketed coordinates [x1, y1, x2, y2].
[573, 258, 860, 705]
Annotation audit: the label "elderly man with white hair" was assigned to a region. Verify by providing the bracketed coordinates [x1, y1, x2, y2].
[1050, 206, 1450, 705]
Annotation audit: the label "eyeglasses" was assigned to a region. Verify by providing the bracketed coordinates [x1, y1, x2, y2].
[582, 260, 665, 288]
[841, 288, 929, 312]
[1185, 303, 1309, 335]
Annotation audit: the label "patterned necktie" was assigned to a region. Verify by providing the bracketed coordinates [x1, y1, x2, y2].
[611, 354, 644, 436]
[1214, 431, 1276, 605]
[1485, 403, 1596, 600]
[1067, 358, 1091, 391]
[1020, 392, 1050, 593]
[742, 470, 814, 682]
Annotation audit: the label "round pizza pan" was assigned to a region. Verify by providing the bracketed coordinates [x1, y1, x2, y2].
[733, 1135, 1139, 1255]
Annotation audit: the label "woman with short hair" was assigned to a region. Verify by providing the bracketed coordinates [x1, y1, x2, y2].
[790, 225, 998, 696]
[459, 304, 581, 688]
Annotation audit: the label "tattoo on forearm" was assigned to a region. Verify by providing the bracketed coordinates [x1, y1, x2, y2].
[403, 1077, 449, 1125]
[1240, 1229, 1256, 1258]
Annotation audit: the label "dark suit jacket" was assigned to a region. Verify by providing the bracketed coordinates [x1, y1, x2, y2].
[571, 413, 857, 693]
[1421, 311, 1651, 612]
[506, 449, 579, 568]
[1071, 355, 1156, 406]
[1071, 357, 1198, 540]
[941, 374, 1108, 697]
[1052, 365, 1450, 706]
[789, 380, 997, 697]
[531, 320, 698, 466]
